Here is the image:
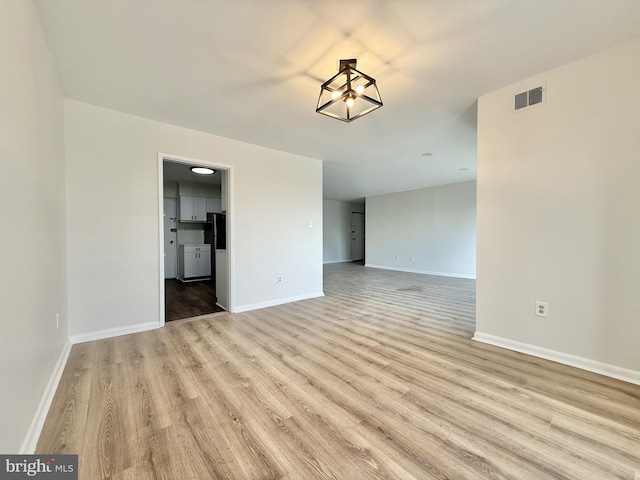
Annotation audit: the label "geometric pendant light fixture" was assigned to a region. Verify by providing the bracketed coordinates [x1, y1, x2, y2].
[316, 59, 383, 122]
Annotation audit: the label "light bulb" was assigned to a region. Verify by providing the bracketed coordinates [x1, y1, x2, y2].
[355, 85, 365, 94]
[331, 90, 341, 99]
[345, 97, 355, 108]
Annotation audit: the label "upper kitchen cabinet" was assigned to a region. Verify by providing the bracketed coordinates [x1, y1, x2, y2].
[177, 181, 222, 222]
[179, 195, 207, 222]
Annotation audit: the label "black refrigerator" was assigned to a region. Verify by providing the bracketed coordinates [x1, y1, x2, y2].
[204, 212, 226, 282]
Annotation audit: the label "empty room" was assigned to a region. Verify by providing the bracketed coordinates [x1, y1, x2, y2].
[2, 1, 640, 479]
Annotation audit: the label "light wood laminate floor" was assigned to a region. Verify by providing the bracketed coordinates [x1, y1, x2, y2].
[37, 263, 640, 479]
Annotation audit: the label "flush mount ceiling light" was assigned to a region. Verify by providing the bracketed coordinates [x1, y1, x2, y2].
[190, 167, 215, 175]
[316, 59, 382, 123]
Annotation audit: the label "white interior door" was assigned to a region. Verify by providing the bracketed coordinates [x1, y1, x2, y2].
[163, 197, 177, 278]
[351, 212, 364, 261]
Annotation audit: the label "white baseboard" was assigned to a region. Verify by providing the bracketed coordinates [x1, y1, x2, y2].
[70, 321, 159, 345]
[364, 264, 476, 280]
[473, 332, 640, 386]
[234, 292, 325, 313]
[20, 340, 72, 454]
[323, 260, 354, 264]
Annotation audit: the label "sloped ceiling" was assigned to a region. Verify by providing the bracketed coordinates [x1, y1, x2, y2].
[34, 0, 640, 201]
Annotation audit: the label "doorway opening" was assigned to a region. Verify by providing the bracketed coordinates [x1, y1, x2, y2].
[158, 153, 233, 326]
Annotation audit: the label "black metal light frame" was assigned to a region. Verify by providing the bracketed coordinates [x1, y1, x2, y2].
[316, 59, 383, 123]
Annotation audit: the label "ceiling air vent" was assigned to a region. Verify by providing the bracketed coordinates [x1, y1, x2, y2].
[514, 85, 545, 112]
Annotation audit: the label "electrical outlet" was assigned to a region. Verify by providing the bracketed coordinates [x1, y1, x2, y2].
[277, 275, 283, 284]
[56, 313, 60, 330]
[410, 256, 415, 262]
[308, 220, 313, 228]
[535, 301, 548, 318]
[395, 255, 400, 260]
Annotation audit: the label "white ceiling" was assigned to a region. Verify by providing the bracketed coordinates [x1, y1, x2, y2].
[34, 0, 640, 202]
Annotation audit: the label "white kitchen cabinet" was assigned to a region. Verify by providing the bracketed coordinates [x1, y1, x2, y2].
[179, 195, 207, 222]
[193, 197, 207, 220]
[178, 244, 211, 280]
[180, 195, 221, 221]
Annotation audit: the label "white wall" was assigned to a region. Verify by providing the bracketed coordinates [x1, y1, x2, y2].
[65, 100, 323, 336]
[163, 180, 178, 198]
[323, 200, 364, 263]
[0, 0, 68, 452]
[476, 37, 640, 377]
[365, 182, 477, 278]
[177, 181, 220, 198]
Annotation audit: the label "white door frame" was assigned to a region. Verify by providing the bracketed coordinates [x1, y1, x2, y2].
[157, 152, 235, 327]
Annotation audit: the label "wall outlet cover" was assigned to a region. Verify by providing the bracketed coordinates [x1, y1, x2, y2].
[535, 301, 548, 318]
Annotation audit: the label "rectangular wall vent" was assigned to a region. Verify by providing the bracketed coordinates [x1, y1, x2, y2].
[514, 85, 545, 112]
[528, 86, 543, 105]
[514, 92, 528, 110]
